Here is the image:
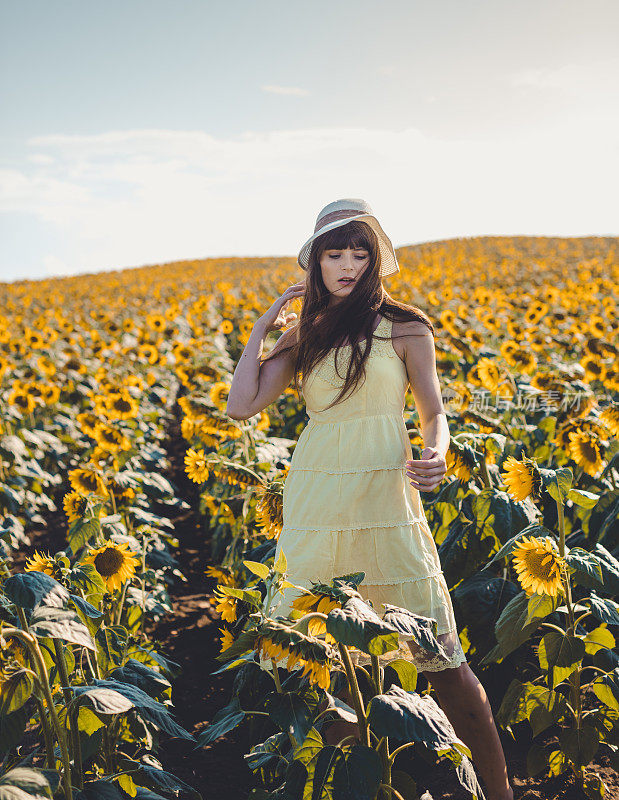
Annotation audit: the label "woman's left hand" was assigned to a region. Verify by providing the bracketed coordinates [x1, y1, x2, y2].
[405, 447, 447, 492]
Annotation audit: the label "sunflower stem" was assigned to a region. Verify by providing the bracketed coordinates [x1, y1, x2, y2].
[478, 452, 492, 488]
[270, 658, 299, 750]
[539, 621, 567, 635]
[291, 610, 328, 632]
[114, 578, 129, 626]
[377, 783, 406, 800]
[370, 655, 391, 798]
[108, 487, 117, 516]
[138, 534, 149, 643]
[32, 689, 56, 769]
[3, 629, 74, 800]
[53, 638, 83, 789]
[388, 741, 416, 765]
[554, 478, 582, 730]
[338, 643, 370, 748]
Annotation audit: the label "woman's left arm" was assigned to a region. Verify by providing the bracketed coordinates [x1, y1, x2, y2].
[401, 322, 450, 491]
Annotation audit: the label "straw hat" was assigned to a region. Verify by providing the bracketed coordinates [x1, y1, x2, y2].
[297, 198, 400, 278]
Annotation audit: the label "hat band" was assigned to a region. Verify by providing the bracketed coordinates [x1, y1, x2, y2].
[314, 208, 363, 233]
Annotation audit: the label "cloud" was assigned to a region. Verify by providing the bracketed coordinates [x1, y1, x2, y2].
[260, 84, 309, 96]
[509, 57, 619, 92]
[1, 120, 617, 279]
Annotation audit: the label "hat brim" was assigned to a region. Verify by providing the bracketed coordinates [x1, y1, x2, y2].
[297, 214, 400, 277]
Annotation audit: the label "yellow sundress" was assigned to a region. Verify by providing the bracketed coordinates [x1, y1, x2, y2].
[267, 314, 468, 672]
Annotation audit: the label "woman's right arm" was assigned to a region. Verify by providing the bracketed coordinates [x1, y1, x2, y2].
[225, 280, 305, 420]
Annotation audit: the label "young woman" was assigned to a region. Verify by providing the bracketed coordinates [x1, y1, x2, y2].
[226, 199, 513, 800]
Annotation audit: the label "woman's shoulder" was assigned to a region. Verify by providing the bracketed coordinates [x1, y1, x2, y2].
[390, 317, 433, 361]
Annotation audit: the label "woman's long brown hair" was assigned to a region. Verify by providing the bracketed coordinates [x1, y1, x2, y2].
[262, 220, 434, 411]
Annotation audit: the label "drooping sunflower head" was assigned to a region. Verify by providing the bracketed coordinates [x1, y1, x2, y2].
[82, 540, 140, 592]
[444, 446, 473, 482]
[68, 467, 108, 498]
[218, 626, 235, 654]
[291, 589, 341, 642]
[63, 490, 96, 523]
[511, 535, 565, 598]
[501, 455, 542, 502]
[599, 403, 619, 438]
[254, 486, 283, 540]
[567, 430, 605, 478]
[205, 565, 236, 587]
[255, 619, 337, 690]
[213, 587, 238, 623]
[24, 550, 64, 581]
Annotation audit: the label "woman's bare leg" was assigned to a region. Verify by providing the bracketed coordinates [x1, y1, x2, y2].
[422, 661, 513, 800]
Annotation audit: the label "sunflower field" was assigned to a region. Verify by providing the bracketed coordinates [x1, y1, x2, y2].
[1, 235, 618, 800]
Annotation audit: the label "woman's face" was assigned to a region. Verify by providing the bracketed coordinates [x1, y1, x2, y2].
[319, 246, 370, 305]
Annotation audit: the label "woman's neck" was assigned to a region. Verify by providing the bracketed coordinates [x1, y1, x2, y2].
[341, 312, 382, 346]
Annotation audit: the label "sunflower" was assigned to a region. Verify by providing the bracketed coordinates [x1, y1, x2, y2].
[145, 313, 166, 333]
[93, 422, 131, 453]
[476, 357, 502, 393]
[567, 431, 605, 478]
[599, 403, 619, 437]
[24, 551, 63, 580]
[103, 391, 139, 421]
[291, 590, 341, 642]
[172, 342, 195, 363]
[123, 374, 145, 391]
[184, 448, 210, 484]
[256, 622, 335, 690]
[63, 490, 97, 523]
[209, 381, 230, 411]
[254, 487, 283, 540]
[82, 541, 141, 592]
[205, 565, 236, 587]
[40, 383, 61, 405]
[7, 388, 37, 414]
[506, 348, 537, 375]
[210, 463, 263, 488]
[218, 627, 235, 654]
[445, 380, 472, 411]
[444, 447, 473, 482]
[501, 455, 541, 502]
[36, 354, 56, 378]
[68, 467, 108, 497]
[213, 587, 237, 623]
[255, 411, 270, 432]
[580, 355, 606, 384]
[511, 536, 565, 598]
[177, 395, 210, 421]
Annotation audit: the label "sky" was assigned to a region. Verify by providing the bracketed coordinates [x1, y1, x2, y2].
[1, 0, 618, 283]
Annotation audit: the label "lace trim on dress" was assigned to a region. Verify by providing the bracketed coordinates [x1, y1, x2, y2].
[348, 628, 468, 671]
[281, 517, 428, 532]
[308, 317, 399, 388]
[288, 464, 408, 474]
[290, 569, 445, 587]
[357, 569, 444, 586]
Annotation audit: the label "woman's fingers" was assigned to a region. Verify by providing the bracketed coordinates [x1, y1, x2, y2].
[406, 467, 445, 479]
[406, 458, 446, 491]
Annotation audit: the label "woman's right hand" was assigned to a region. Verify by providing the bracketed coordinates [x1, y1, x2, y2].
[258, 279, 306, 333]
